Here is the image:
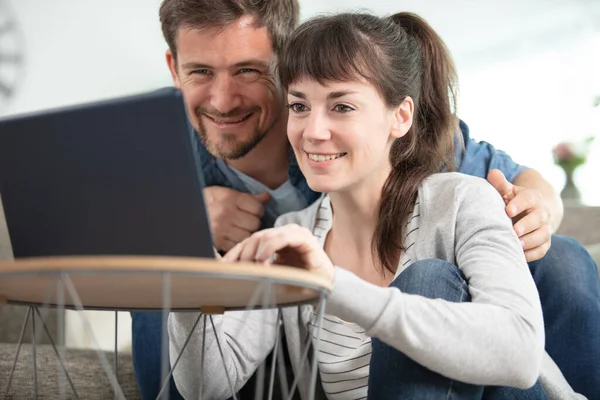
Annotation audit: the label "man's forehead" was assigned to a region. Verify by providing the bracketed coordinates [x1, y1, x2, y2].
[175, 17, 276, 67]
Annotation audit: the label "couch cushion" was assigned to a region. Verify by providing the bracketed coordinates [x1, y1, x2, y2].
[557, 205, 600, 267]
[557, 205, 600, 247]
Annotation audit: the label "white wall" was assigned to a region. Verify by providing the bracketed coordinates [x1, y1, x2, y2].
[459, 35, 600, 204]
[3, 0, 600, 350]
[4, 0, 171, 114]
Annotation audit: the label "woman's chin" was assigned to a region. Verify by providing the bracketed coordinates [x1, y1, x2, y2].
[306, 178, 342, 194]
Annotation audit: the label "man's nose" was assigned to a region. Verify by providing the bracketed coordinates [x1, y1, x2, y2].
[208, 75, 243, 113]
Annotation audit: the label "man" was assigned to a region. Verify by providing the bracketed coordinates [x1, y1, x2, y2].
[131, 0, 600, 398]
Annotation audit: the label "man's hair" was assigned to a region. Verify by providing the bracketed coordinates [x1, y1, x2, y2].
[159, 0, 300, 60]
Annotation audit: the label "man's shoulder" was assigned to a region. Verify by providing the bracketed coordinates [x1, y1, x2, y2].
[458, 119, 470, 141]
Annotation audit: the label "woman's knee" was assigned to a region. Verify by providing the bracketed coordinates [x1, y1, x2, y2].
[391, 259, 470, 303]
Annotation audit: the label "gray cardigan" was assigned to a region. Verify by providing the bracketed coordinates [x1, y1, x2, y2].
[169, 173, 583, 399]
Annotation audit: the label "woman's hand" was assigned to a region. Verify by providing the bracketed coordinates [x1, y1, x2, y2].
[222, 224, 335, 283]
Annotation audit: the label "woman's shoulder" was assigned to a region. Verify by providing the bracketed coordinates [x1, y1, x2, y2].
[415, 173, 512, 263]
[422, 171, 489, 191]
[421, 172, 502, 205]
[418, 172, 507, 224]
[274, 193, 328, 229]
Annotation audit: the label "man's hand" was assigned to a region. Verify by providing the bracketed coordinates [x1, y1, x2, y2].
[204, 186, 270, 252]
[487, 169, 552, 262]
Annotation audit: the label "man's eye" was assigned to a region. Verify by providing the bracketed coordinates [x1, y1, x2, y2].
[192, 69, 210, 75]
[333, 104, 354, 113]
[236, 68, 262, 82]
[287, 103, 308, 113]
[237, 68, 262, 78]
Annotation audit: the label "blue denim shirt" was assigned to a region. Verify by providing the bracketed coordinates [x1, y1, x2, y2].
[455, 120, 528, 183]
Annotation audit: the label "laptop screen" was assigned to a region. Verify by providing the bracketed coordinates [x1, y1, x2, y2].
[0, 88, 215, 259]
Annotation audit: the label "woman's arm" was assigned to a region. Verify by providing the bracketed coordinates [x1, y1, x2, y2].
[325, 175, 544, 388]
[169, 308, 278, 400]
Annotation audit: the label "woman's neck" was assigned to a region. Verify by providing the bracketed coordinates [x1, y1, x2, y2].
[329, 191, 379, 243]
[326, 184, 395, 284]
[327, 165, 391, 252]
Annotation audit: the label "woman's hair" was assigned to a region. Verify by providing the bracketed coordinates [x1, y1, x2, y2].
[279, 12, 459, 274]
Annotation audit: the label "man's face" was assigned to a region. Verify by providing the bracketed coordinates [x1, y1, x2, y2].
[167, 17, 285, 160]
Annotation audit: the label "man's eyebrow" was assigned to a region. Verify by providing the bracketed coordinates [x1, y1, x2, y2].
[180, 60, 270, 70]
[180, 62, 212, 70]
[232, 59, 270, 69]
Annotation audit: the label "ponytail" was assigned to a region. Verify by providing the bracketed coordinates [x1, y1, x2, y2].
[391, 12, 459, 159]
[373, 12, 459, 274]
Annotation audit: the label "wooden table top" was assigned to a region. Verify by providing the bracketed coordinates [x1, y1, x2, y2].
[0, 256, 332, 311]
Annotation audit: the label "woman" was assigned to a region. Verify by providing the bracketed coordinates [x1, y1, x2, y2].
[170, 12, 548, 399]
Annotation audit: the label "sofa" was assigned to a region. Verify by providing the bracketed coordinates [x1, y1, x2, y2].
[0, 202, 598, 399]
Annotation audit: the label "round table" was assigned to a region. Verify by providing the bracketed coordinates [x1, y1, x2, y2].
[0, 256, 332, 400]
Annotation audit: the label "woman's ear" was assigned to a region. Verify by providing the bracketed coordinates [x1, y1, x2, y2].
[391, 96, 414, 139]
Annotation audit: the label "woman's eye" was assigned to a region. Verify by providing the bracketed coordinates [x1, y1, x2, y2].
[333, 104, 354, 113]
[287, 103, 308, 113]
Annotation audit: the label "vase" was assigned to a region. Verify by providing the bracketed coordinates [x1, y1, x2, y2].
[560, 165, 581, 204]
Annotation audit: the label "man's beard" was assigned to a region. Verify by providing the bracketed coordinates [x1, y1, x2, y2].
[194, 106, 280, 160]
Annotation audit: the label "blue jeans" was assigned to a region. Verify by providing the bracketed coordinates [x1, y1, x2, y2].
[528, 235, 600, 399]
[368, 259, 548, 400]
[131, 311, 184, 400]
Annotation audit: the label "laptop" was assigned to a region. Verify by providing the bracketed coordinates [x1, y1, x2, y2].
[0, 88, 215, 259]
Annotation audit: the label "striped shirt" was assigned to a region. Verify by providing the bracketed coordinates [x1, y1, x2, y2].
[309, 195, 420, 399]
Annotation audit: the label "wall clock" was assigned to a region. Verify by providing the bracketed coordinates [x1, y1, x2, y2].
[0, 0, 24, 114]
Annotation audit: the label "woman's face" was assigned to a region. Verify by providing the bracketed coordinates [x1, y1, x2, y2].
[286, 77, 413, 194]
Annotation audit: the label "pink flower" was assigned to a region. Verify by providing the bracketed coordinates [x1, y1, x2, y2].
[552, 142, 576, 161]
[552, 136, 594, 166]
